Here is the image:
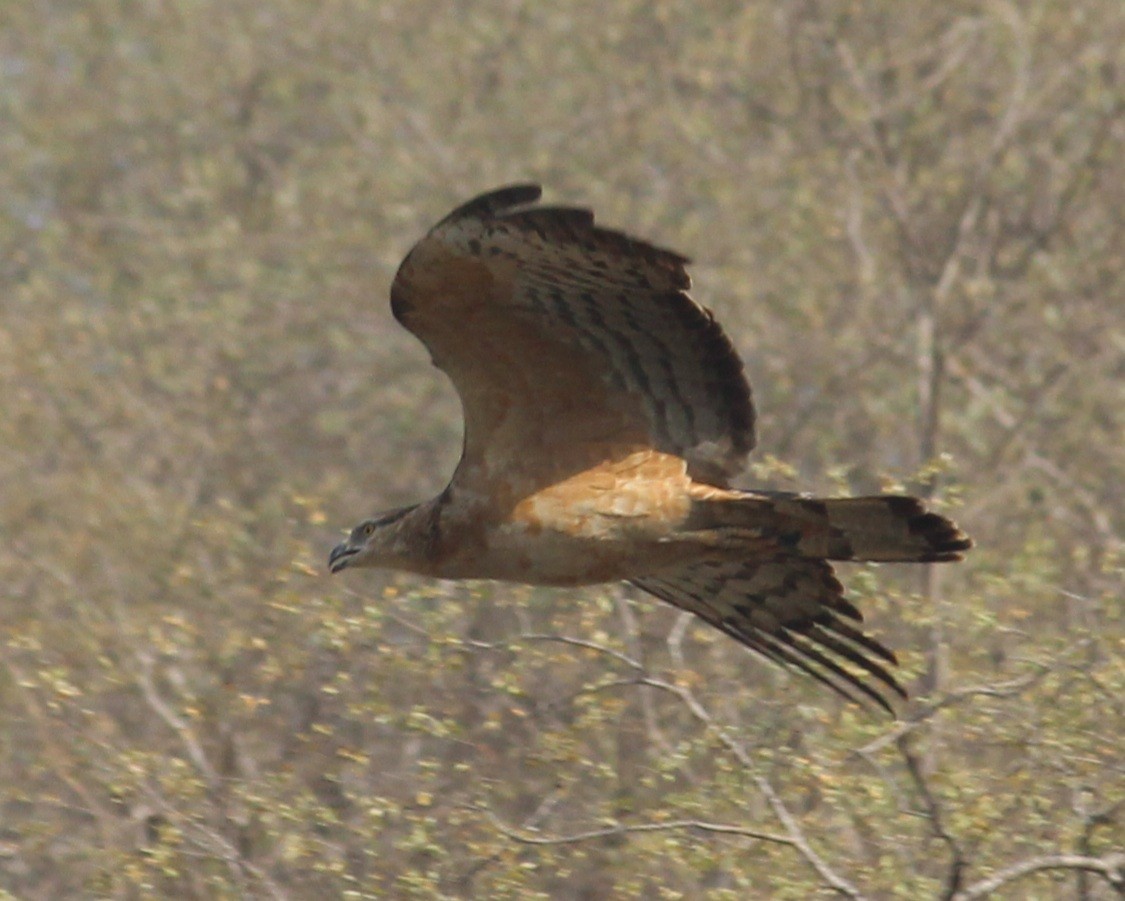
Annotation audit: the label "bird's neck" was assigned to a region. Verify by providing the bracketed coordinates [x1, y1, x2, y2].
[392, 487, 493, 579]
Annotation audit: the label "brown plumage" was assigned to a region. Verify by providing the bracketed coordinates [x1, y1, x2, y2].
[329, 185, 971, 712]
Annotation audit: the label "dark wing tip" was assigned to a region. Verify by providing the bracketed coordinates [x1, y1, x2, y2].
[877, 496, 973, 561]
[907, 510, 974, 561]
[633, 559, 906, 715]
[437, 184, 543, 226]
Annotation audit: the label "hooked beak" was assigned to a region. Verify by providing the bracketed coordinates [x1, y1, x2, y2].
[328, 541, 358, 574]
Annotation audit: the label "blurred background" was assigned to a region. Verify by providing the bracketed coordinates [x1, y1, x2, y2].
[2, 1, 1122, 897]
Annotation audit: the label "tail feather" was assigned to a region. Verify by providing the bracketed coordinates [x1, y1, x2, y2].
[686, 491, 972, 563]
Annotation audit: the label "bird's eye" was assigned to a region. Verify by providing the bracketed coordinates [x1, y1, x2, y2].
[363, 523, 375, 537]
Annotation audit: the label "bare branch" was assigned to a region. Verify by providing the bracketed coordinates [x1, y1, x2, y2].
[3, 660, 126, 897]
[897, 735, 967, 899]
[134, 651, 220, 791]
[475, 659, 868, 897]
[523, 632, 643, 672]
[666, 611, 693, 671]
[475, 805, 792, 848]
[854, 668, 1047, 757]
[627, 676, 868, 899]
[952, 852, 1125, 900]
[831, 35, 922, 266]
[983, 1, 1032, 163]
[143, 794, 291, 901]
[748, 770, 867, 900]
[615, 594, 673, 755]
[463, 632, 644, 672]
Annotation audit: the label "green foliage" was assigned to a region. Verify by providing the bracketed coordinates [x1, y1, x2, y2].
[2, 0, 1122, 897]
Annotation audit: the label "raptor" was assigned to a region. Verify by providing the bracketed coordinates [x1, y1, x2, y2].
[329, 185, 971, 711]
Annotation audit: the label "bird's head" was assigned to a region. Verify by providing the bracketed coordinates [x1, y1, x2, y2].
[328, 505, 418, 573]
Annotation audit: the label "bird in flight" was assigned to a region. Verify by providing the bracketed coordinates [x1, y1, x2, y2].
[329, 185, 971, 711]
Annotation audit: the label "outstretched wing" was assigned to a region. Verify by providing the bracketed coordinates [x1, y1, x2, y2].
[632, 558, 906, 712]
[389, 185, 755, 493]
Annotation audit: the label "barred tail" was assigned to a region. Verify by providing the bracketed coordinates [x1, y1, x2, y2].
[686, 491, 972, 563]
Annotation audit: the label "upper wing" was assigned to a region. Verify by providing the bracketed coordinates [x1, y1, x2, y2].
[389, 185, 755, 494]
[632, 558, 905, 712]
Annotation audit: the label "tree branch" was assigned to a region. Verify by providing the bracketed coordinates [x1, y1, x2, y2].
[952, 852, 1125, 900]
[854, 668, 1046, 757]
[134, 651, 220, 791]
[626, 675, 867, 899]
[475, 805, 792, 848]
[463, 631, 644, 672]
[897, 735, 967, 899]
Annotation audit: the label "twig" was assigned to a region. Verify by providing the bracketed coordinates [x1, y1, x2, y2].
[462, 631, 645, 673]
[516, 632, 643, 672]
[475, 805, 791, 848]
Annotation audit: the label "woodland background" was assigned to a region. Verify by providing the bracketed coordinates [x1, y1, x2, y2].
[2, 1, 1123, 898]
